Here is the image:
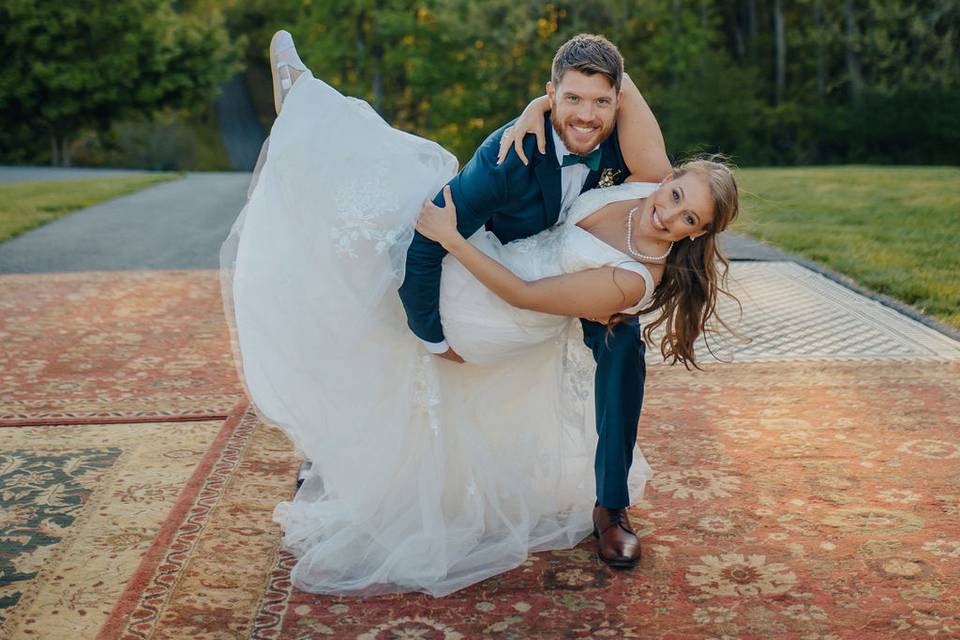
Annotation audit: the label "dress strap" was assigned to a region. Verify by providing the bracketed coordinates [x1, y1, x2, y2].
[613, 259, 656, 314]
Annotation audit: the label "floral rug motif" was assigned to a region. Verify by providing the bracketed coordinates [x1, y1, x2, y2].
[0, 416, 237, 639]
[90, 361, 960, 640]
[0, 270, 242, 423]
[98, 408, 298, 640]
[5, 269, 960, 638]
[0, 447, 122, 616]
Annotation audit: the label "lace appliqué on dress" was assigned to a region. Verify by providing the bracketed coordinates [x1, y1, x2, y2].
[413, 355, 442, 437]
[560, 324, 594, 405]
[506, 224, 567, 255]
[331, 160, 407, 259]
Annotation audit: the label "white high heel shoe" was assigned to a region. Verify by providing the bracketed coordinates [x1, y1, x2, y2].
[269, 30, 308, 115]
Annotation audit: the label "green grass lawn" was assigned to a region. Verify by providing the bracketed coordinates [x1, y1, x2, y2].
[0, 173, 179, 244]
[735, 166, 960, 329]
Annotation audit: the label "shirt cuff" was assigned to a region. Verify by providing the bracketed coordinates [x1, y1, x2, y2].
[420, 338, 450, 354]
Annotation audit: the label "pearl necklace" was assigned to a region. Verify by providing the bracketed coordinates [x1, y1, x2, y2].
[626, 206, 673, 261]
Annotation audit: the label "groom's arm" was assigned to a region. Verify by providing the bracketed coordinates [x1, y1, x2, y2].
[398, 121, 520, 347]
[618, 72, 671, 182]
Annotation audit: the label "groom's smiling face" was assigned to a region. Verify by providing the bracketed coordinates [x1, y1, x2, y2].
[547, 70, 620, 156]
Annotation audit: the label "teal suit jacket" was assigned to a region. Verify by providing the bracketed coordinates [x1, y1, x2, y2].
[398, 113, 629, 343]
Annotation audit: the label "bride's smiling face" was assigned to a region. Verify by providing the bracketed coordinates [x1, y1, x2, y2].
[547, 70, 620, 155]
[638, 172, 716, 242]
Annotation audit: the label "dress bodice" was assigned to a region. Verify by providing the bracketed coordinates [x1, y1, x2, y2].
[486, 182, 660, 312]
[439, 182, 660, 363]
[557, 182, 659, 314]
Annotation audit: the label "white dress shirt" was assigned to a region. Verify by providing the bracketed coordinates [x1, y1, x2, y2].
[420, 128, 596, 354]
[553, 128, 594, 222]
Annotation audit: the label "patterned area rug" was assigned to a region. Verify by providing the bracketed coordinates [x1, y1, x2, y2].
[3, 267, 960, 639]
[97, 409, 298, 640]
[0, 269, 275, 639]
[89, 362, 959, 640]
[0, 271, 242, 424]
[0, 410, 267, 638]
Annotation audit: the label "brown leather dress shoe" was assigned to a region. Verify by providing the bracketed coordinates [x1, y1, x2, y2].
[592, 505, 641, 568]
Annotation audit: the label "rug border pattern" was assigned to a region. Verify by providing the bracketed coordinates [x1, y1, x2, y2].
[96, 402, 253, 640]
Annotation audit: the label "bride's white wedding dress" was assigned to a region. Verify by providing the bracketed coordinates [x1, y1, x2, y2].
[220, 72, 654, 597]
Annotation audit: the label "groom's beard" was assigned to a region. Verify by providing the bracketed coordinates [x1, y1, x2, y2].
[551, 110, 615, 156]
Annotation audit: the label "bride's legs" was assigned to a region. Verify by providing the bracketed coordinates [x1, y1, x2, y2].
[269, 29, 312, 488]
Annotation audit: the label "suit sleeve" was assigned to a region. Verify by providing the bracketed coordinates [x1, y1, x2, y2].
[398, 123, 518, 344]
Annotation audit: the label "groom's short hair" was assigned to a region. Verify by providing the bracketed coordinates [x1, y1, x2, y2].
[551, 34, 624, 91]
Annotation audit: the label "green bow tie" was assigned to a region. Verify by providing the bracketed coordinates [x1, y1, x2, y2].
[561, 149, 602, 172]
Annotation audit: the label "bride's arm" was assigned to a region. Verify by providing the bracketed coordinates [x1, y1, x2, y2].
[417, 187, 647, 318]
[497, 73, 671, 182]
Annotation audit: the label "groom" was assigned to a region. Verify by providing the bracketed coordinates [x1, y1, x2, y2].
[398, 34, 668, 568]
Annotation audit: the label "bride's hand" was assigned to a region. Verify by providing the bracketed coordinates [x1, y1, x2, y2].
[416, 185, 462, 249]
[497, 95, 549, 166]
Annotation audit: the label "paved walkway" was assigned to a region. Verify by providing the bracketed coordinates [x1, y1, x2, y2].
[0, 172, 249, 272]
[0, 168, 776, 272]
[0, 168, 956, 344]
[717, 230, 794, 261]
[0, 166, 152, 183]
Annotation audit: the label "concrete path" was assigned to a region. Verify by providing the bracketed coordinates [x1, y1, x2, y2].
[0, 165, 786, 274]
[0, 168, 955, 343]
[0, 172, 250, 273]
[0, 166, 151, 183]
[718, 230, 794, 261]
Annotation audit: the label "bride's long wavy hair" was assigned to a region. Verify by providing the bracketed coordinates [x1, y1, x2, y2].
[612, 157, 742, 369]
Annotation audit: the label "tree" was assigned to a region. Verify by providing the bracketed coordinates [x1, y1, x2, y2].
[0, 0, 240, 165]
[273, 0, 956, 165]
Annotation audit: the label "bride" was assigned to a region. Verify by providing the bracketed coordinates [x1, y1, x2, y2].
[220, 32, 739, 597]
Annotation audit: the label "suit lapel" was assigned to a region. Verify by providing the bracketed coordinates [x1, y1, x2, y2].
[534, 113, 562, 228]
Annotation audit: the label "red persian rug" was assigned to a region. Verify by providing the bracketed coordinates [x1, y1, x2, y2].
[0, 270, 259, 639]
[4, 269, 960, 639]
[97, 362, 960, 640]
[0, 270, 242, 424]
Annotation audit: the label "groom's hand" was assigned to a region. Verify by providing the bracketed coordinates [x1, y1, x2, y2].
[435, 347, 465, 363]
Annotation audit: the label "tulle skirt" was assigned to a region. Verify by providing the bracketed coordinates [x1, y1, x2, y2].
[220, 72, 651, 597]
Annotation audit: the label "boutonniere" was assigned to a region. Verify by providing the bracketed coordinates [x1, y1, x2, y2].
[597, 169, 621, 188]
